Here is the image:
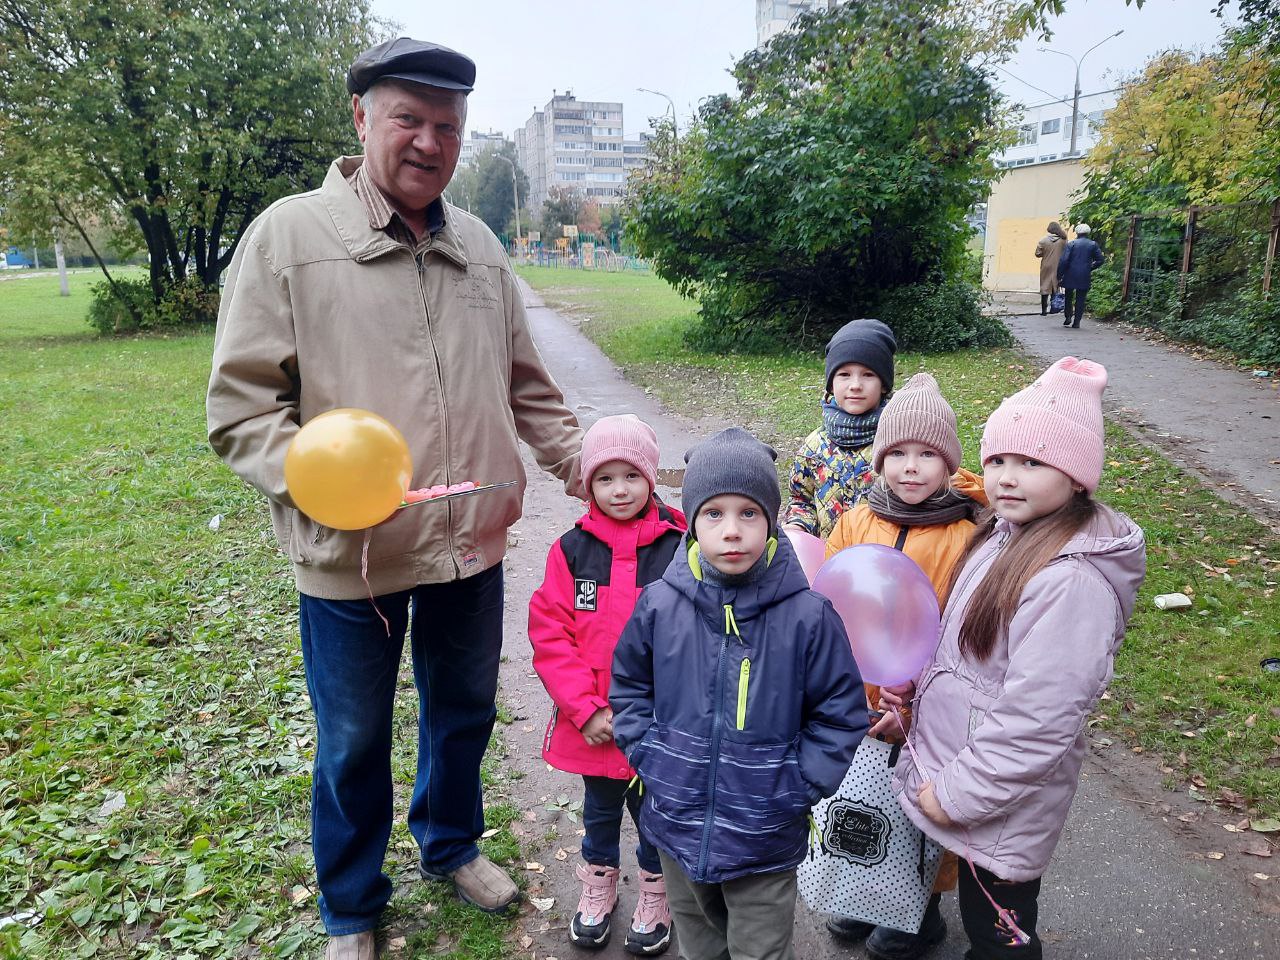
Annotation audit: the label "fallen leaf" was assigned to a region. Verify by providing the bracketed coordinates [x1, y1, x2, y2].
[387, 936, 406, 952]
[1255, 874, 1272, 881]
[554, 848, 568, 861]
[530, 896, 555, 911]
[525, 861, 545, 873]
[1178, 813, 1199, 823]
[1246, 714, 1257, 728]
[1224, 824, 1242, 833]
[520, 935, 533, 949]
[1252, 818, 1280, 833]
[480, 828, 499, 839]
[1206, 852, 1225, 860]
[1240, 838, 1273, 858]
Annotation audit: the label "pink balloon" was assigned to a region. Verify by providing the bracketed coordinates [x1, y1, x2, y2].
[783, 526, 827, 586]
[812, 544, 941, 686]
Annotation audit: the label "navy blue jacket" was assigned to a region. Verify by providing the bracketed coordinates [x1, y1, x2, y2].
[1057, 238, 1105, 290]
[610, 533, 867, 883]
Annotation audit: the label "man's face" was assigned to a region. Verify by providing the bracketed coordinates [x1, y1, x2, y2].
[353, 81, 464, 216]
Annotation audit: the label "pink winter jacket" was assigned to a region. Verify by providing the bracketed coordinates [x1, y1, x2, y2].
[894, 505, 1145, 881]
[528, 498, 686, 779]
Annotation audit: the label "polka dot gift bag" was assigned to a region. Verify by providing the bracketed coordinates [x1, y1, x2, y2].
[799, 737, 943, 932]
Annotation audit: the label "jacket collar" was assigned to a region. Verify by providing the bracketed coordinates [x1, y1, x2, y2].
[578, 496, 685, 546]
[664, 527, 809, 625]
[323, 157, 470, 269]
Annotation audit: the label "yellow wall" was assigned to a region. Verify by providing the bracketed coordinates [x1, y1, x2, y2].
[982, 159, 1086, 292]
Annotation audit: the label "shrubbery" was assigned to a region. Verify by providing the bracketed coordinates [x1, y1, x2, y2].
[87, 277, 220, 335]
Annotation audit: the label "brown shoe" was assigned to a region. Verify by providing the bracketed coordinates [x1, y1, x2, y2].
[324, 930, 377, 959]
[424, 854, 519, 913]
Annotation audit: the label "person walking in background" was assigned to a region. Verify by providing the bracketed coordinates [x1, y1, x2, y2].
[1057, 224, 1106, 329]
[1034, 222, 1068, 316]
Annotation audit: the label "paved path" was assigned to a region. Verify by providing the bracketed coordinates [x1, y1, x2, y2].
[500, 282, 1280, 960]
[994, 294, 1280, 525]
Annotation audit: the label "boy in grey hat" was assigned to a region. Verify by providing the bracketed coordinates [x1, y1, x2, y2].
[611, 427, 868, 960]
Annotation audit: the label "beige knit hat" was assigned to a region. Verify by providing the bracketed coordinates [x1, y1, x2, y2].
[872, 373, 962, 474]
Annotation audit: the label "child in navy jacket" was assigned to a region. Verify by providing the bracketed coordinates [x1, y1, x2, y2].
[611, 427, 868, 960]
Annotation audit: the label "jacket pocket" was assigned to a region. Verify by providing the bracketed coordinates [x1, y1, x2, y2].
[286, 509, 329, 563]
[735, 657, 750, 730]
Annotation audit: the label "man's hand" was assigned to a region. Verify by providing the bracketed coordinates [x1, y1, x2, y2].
[918, 781, 955, 828]
[581, 707, 614, 746]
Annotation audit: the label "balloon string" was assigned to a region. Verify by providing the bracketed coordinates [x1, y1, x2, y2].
[361, 528, 391, 638]
[889, 707, 1032, 947]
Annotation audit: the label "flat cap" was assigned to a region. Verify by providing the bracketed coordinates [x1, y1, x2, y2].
[346, 38, 476, 96]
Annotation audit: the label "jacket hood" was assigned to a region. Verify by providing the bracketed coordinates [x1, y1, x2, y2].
[661, 526, 812, 623]
[998, 502, 1146, 623]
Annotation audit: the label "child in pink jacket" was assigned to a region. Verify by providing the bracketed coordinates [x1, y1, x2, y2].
[889, 358, 1145, 959]
[529, 415, 686, 955]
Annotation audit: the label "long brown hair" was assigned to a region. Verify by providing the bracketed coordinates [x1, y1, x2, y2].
[943, 492, 1098, 661]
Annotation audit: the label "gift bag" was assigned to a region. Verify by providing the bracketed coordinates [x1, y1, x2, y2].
[798, 737, 943, 933]
[1049, 291, 1065, 314]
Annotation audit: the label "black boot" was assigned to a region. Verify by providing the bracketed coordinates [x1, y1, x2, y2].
[865, 894, 946, 960]
[825, 914, 876, 941]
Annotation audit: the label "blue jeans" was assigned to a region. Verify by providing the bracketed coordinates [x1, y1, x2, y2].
[298, 565, 504, 935]
[581, 775, 661, 875]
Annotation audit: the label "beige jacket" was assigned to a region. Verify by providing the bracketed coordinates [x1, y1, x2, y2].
[207, 157, 582, 600]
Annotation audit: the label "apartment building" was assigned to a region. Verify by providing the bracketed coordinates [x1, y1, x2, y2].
[514, 93, 652, 212]
[995, 89, 1118, 169]
[458, 129, 510, 167]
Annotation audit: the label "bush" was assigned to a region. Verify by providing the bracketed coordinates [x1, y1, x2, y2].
[872, 277, 1012, 353]
[87, 277, 221, 335]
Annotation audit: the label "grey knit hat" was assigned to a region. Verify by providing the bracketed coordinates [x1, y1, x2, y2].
[682, 427, 782, 534]
[871, 372, 962, 474]
[824, 319, 897, 396]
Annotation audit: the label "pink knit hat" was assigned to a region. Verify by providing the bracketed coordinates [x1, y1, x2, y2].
[581, 414, 659, 493]
[980, 357, 1108, 492]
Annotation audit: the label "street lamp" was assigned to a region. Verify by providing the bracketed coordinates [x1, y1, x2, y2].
[1038, 29, 1124, 158]
[636, 87, 677, 143]
[493, 153, 522, 245]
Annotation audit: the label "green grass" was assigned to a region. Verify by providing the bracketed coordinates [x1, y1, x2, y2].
[518, 265, 1280, 821]
[0, 273, 523, 958]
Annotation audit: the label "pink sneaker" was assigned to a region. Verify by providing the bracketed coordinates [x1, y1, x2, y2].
[624, 869, 671, 955]
[570, 863, 620, 950]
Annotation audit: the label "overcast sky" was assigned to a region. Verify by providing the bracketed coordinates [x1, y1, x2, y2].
[371, 0, 1238, 140]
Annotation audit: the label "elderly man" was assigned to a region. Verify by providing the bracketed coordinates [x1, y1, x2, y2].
[207, 38, 582, 959]
[1057, 223, 1106, 329]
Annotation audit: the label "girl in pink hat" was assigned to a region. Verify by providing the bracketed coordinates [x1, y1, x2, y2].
[528, 414, 686, 955]
[884, 357, 1146, 960]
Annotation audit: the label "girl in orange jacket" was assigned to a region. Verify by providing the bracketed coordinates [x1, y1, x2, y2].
[823, 372, 984, 960]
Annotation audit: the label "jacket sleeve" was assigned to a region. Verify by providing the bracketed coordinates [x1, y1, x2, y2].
[1056, 242, 1073, 283]
[502, 265, 584, 498]
[797, 601, 869, 801]
[824, 509, 854, 559]
[529, 540, 607, 729]
[1090, 242, 1106, 269]
[1034, 238, 1046, 259]
[782, 454, 819, 534]
[206, 225, 300, 508]
[932, 566, 1119, 827]
[609, 596, 657, 768]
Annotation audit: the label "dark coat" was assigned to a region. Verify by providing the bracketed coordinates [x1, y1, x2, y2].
[1058, 238, 1105, 290]
[610, 533, 868, 883]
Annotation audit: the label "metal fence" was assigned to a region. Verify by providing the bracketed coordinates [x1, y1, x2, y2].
[507, 245, 651, 273]
[1119, 198, 1280, 316]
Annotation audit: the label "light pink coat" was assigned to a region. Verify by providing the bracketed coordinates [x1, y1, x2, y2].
[894, 505, 1145, 881]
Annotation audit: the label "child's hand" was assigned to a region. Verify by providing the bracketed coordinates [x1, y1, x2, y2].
[918, 781, 955, 828]
[868, 709, 904, 743]
[877, 680, 916, 711]
[581, 707, 614, 746]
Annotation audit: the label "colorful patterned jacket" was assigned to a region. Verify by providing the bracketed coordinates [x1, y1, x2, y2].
[782, 427, 874, 539]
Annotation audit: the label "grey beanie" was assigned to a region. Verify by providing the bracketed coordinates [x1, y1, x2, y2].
[682, 427, 782, 533]
[824, 318, 897, 396]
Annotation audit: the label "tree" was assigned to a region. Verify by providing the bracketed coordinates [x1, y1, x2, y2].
[0, 0, 379, 312]
[470, 144, 529, 236]
[625, 0, 1011, 350]
[538, 186, 587, 242]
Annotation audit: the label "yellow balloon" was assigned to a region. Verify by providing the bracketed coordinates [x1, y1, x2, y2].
[284, 409, 413, 530]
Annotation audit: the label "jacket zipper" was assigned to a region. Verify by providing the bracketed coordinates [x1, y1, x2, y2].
[697, 603, 740, 881]
[415, 251, 457, 573]
[736, 658, 751, 730]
